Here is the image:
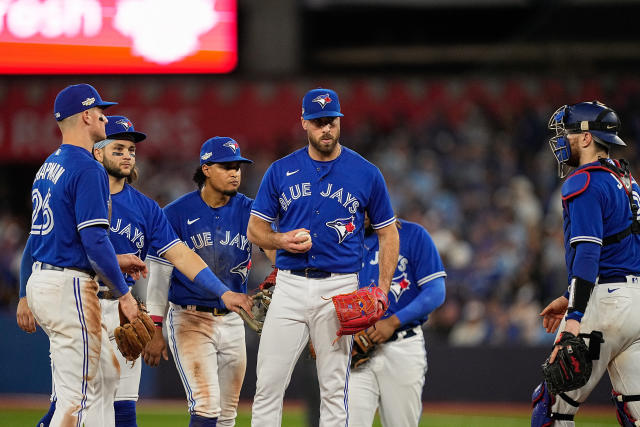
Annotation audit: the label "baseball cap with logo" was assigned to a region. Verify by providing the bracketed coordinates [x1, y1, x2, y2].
[94, 116, 147, 149]
[54, 83, 117, 121]
[301, 88, 344, 120]
[200, 136, 253, 165]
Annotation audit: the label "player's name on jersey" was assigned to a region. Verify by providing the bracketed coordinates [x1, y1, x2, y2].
[34, 162, 66, 184]
[110, 219, 145, 249]
[279, 182, 360, 214]
[187, 231, 250, 251]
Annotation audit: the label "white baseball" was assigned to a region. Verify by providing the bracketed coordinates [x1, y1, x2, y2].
[295, 231, 312, 244]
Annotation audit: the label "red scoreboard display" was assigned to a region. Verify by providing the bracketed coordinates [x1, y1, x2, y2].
[0, 0, 237, 74]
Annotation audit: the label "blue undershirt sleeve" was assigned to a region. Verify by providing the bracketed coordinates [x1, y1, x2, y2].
[79, 226, 129, 297]
[19, 235, 34, 298]
[572, 241, 601, 284]
[394, 276, 446, 327]
[193, 267, 231, 301]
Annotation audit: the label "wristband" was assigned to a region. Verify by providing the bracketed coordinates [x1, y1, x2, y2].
[150, 315, 163, 327]
[567, 276, 595, 318]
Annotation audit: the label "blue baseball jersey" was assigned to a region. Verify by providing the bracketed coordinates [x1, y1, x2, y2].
[562, 160, 640, 281]
[359, 220, 446, 327]
[108, 184, 181, 287]
[30, 145, 110, 271]
[251, 146, 395, 273]
[149, 191, 253, 308]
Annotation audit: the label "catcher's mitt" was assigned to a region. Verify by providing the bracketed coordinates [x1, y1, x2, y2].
[542, 331, 592, 394]
[114, 300, 155, 363]
[238, 287, 273, 335]
[351, 330, 375, 369]
[330, 285, 389, 337]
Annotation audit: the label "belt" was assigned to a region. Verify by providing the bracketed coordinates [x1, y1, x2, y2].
[388, 326, 420, 343]
[290, 268, 333, 279]
[598, 275, 640, 285]
[181, 305, 230, 316]
[39, 262, 95, 278]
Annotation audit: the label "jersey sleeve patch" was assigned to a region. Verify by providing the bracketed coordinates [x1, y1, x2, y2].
[562, 171, 591, 201]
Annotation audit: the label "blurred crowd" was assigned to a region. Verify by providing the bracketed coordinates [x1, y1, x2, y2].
[2, 76, 640, 348]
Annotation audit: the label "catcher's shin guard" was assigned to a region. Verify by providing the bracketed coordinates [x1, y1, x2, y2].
[531, 382, 578, 426]
[612, 390, 640, 426]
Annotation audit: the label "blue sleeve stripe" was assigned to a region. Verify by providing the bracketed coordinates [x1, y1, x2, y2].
[250, 210, 275, 223]
[77, 219, 110, 230]
[146, 255, 173, 266]
[417, 271, 447, 286]
[371, 217, 396, 229]
[569, 236, 603, 245]
[156, 239, 181, 257]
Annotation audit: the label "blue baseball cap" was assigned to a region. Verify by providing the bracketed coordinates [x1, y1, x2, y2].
[301, 88, 344, 120]
[104, 116, 146, 143]
[200, 137, 253, 165]
[54, 84, 117, 121]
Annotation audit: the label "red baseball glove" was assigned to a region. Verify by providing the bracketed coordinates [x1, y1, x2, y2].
[331, 285, 389, 336]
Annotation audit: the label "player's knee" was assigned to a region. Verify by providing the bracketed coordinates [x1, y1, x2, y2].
[612, 389, 640, 426]
[189, 413, 218, 427]
[531, 382, 577, 426]
[114, 400, 137, 427]
[36, 400, 56, 427]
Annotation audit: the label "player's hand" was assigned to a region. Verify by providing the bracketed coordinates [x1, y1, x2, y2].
[143, 327, 168, 367]
[278, 228, 312, 254]
[16, 297, 37, 333]
[221, 291, 254, 317]
[118, 291, 140, 323]
[540, 296, 569, 334]
[548, 320, 581, 363]
[117, 254, 148, 280]
[366, 315, 400, 344]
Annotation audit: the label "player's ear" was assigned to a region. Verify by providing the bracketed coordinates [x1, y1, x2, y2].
[201, 164, 211, 178]
[93, 147, 104, 162]
[301, 117, 308, 130]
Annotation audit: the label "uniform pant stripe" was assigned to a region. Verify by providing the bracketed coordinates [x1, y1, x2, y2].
[343, 337, 354, 427]
[73, 278, 89, 427]
[168, 308, 196, 412]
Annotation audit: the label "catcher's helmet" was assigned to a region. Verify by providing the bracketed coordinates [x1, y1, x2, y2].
[548, 101, 625, 177]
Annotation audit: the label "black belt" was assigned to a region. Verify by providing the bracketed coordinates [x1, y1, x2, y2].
[599, 276, 627, 284]
[388, 326, 418, 343]
[181, 305, 230, 316]
[97, 287, 132, 300]
[290, 268, 332, 279]
[40, 262, 95, 277]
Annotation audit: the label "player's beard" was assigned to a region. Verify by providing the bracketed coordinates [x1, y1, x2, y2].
[222, 189, 238, 197]
[103, 158, 131, 180]
[309, 131, 340, 155]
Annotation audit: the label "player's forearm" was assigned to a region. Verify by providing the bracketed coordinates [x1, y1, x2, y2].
[375, 224, 400, 293]
[19, 235, 34, 298]
[247, 215, 281, 250]
[79, 226, 129, 297]
[163, 242, 208, 281]
[395, 277, 446, 326]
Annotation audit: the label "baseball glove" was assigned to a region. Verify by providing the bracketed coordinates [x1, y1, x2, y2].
[238, 286, 273, 335]
[114, 299, 155, 363]
[542, 331, 592, 394]
[259, 267, 278, 291]
[351, 330, 376, 369]
[330, 285, 389, 337]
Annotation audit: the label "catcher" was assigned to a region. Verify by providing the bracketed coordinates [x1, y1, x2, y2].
[347, 216, 446, 427]
[532, 101, 640, 427]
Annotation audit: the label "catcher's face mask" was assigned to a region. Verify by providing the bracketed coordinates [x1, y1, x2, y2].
[548, 105, 574, 178]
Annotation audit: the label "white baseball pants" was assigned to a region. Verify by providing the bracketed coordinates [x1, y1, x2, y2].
[27, 264, 119, 427]
[251, 270, 358, 427]
[348, 326, 427, 427]
[167, 304, 247, 426]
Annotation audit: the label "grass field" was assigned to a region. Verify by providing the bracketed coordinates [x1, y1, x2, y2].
[0, 398, 619, 426]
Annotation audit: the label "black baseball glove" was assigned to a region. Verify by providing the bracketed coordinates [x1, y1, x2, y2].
[542, 331, 592, 394]
[351, 330, 376, 369]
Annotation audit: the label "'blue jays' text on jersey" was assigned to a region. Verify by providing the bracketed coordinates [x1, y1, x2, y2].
[359, 220, 446, 328]
[108, 184, 181, 287]
[149, 191, 253, 308]
[562, 160, 640, 281]
[251, 146, 395, 273]
[30, 145, 110, 271]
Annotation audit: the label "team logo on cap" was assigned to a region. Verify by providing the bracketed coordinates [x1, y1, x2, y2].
[223, 140, 239, 153]
[312, 94, 332, 109]
[201, 152, 213, 161]
[116, 119, 133, 131]
[81, 97, 96, 106]
[390, 272, 411, 302]
[231, 253, 251, 282]
[326, 216, 356, 244]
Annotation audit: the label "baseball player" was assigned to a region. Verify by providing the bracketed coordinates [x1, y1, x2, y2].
[144, 136, 255, 427]
[18, 84, 146, 427]
[19, 118, 253, 427]
[348, 215, 446, 427]
[248, 88, 400, 427]
[531, 101, 640, 426]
